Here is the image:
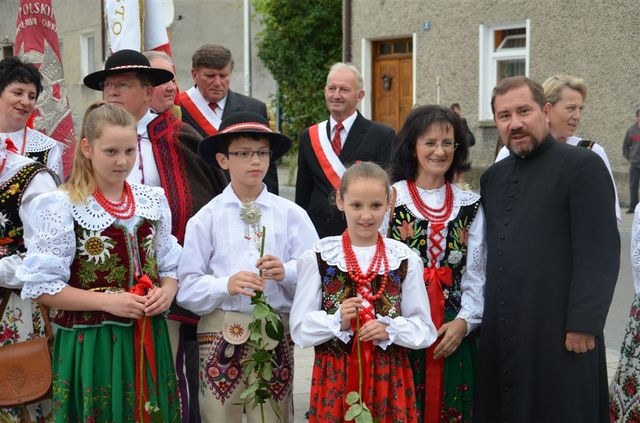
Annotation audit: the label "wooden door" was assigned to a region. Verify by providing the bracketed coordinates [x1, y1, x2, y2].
[372, 39, 413, 131]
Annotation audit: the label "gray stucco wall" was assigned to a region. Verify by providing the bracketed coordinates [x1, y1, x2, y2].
[351, 0, 640, 204]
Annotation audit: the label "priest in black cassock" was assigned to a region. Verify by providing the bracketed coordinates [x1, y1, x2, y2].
[475, 76, 620, 423]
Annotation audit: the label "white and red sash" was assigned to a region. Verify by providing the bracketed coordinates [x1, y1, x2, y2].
[179, 90, 218, 136]
[308, 121, 346, 190]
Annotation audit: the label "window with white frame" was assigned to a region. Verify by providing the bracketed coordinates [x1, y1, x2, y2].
[479, 20, 530, 121]
[80, 33, 96, 77]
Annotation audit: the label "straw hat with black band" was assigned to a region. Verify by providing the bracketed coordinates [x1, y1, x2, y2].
[83, 49, 174, 91]
[199, 111, 292, 167]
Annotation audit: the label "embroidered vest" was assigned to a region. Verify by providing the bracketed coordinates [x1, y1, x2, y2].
[147, 112, 193, 244]
[54, 219, 159, 328]
[314, 254, 408, 357]
[390, 200, 480, 314]
[0, 163, 47, 257]
[25, 149, 50, 168]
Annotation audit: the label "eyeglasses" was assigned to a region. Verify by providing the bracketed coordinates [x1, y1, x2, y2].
[416, 139, 458, 151]
[226, 150, 273, 160]
[100, 81, 137, 92]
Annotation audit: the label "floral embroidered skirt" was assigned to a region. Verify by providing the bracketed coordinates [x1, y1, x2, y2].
[0, 291, 52, 422]
[610, 294, 640, 422]
[51, 316, 180, 422]
[411, 310, 477, 423]
[308, 343, 417, 423]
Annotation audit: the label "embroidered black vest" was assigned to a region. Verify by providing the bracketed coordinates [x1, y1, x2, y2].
[54, 219, 159, 328]
[0, 162, 47, 257]
[314, 254, 408, 357]
[390, 200, 480, 314]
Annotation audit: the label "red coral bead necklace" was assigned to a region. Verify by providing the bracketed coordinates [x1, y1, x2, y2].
[342, 230, 389, 301]
[407, 179, 453, 223]
[94, 181, 136, 220]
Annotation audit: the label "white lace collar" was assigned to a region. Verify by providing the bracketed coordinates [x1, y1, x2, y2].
[0, 127, 57, 153]
[394, 180, 479, 211]
[71, 183, 162, 231]
[313, 236, 413, 272]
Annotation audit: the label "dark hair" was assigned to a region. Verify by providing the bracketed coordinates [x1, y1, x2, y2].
[389, 105, 469, 183]
[636, 109, 640, 117]
[450, 102, 461, 110]
[491, 75, 545, 115]
[192, 44, 234, 70]
[0, 56, 43, 98]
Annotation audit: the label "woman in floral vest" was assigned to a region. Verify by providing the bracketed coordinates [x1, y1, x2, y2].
[0, 132, 57, 422]
[387, 105, 486, 423]
[17, 102, 181, 422]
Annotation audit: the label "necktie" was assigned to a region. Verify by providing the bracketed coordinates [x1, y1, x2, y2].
[332, 122, 343, 155]
[209, 102, 218, 113]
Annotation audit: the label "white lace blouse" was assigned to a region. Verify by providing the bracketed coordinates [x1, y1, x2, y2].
[290, 237, 437, 351]
[0, 150, 58, 289]
[390, 181, 486, 333]
[0, 127, 65, 181]
[18, 184, 181, 299]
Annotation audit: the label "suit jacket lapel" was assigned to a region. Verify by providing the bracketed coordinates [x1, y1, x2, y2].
[340, 112, 366, 160]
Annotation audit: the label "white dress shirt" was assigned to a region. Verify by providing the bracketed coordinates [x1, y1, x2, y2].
[177, 184, 319, 316]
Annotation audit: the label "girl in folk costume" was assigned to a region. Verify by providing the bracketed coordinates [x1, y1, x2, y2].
[290, 161, 437, 423]
[610, 206, 640, 420]
[387, 105, 486, 423]
[0, 131, 57, 421]
[17, 103, 182, 422]
[0, 56, 65, 181]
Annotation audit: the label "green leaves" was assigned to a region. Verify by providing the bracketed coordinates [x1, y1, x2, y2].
[237, 225, 284, 421]
[254, 0, 342, 158]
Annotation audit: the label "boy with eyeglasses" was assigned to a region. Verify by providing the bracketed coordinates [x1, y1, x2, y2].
[176, 111, 318, 422]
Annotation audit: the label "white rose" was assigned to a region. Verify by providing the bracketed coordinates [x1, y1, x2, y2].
[448, 250, 463, 265]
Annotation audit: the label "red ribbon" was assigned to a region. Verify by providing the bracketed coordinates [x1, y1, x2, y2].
[423, 266, 453, 423]
[130, 274, 157, 423]
[346, 309, 375, 408]
[4, 138, 18, 153]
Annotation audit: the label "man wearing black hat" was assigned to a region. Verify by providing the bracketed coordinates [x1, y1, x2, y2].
[84, 48, 226, 423]
[177, 111, 318, 422]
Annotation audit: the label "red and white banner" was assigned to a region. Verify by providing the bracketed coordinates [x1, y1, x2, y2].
[14, 0, 77, 176]
[104, 0, 172, 55]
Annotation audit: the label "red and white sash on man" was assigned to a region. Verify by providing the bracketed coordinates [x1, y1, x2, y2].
[179, 89, 218, 136]
[308, 121, 346, 190]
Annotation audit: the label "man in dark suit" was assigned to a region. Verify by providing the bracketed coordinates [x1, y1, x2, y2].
[179, 44, 279, 194]
[296, 62, 395, 237]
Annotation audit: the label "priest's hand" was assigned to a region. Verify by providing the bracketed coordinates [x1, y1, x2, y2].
[565, 331, 595, 353]
[433, 318, 467, 359]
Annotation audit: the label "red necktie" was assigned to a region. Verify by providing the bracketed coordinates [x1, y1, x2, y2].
[332, 122, 343, 155]
[209, 102, 218, 112]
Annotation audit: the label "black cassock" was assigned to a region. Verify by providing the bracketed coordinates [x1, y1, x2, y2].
[475, 135, 620, 423]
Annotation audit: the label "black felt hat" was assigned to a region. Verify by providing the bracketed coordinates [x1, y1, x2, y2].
[199, 111, 292, 166]
[83, 49, 174, 91]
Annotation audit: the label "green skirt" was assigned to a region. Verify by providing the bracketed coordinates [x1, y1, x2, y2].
[51, 316, 180, 423]
[410, 310, 478, 423]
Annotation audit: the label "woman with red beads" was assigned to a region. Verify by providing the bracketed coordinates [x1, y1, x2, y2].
[387, 105, 486, 423]
[290, 161, 437, 423]
[17, 102, 181, 422]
